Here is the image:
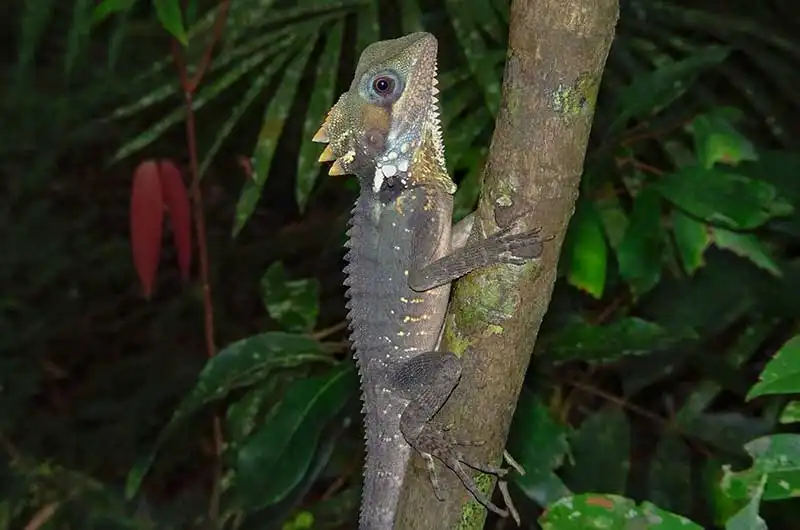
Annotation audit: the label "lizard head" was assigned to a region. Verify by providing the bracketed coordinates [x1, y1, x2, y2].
[313, 32, 454, 196]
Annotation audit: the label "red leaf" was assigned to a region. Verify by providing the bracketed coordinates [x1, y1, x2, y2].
[159, 160, 192, 280]
[130, 160, 165, 299]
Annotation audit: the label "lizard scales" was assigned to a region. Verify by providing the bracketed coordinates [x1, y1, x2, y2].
[313, 32, 542, 529]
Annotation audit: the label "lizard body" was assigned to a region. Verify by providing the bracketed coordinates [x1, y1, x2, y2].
[313, 32, 542, 529]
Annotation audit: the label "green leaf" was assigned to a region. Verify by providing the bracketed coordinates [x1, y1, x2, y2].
[225, 382, 276, 443]
[64, 0, 93, 78]
[647, 435, 692, 515]
[689, 107, 758, 169]
[400, 0, 424, 34]
[445, 105, 491, 172]
[566, 200, 608, 299]
[656, 167, 793, 230]
[355, 0, 379, 52]
[452, 155, 484, 221]
[616, 187, 663, 296]
[779, 401, 800, 425]
[198, 47, 292, 177]
[720, 434, 800, 503]
[153, 0, 187, 45]
[539, 317, 692, 364]
[92, 0, 136, 24]
[125, 332, 331, 498]
[747, 335, 800, 400]
[14, 0, 57, 84]
[711, 228, 782, 277]
[445, 0, 502, 114]
[507, 392, 571, 507]
[539, 494, 703, 529]
[261, 262, 320, 333]
[671, 210, 710, 275]
[680, 412, 771, 455]
[234, 365, 357, 509]
[112, 46, 276, 163]
[595, 185, 629, 250]
[562, 406, 630, 494]
[234, 41, 316, 235]
[611, 45, 730, 129]
[295, 23, 343, 212]
[724, 475, 767, 530]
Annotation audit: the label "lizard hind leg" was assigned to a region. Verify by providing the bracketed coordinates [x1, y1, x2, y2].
[390, 352, 510, 517]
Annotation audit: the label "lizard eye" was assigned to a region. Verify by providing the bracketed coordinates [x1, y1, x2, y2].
[372, 76, 394, 95]
[367, 71, 402, 102]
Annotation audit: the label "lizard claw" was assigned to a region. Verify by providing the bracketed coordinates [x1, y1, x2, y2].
[422, 452, 447, 502]
[409, 422, 510, 517]
[488, 225, 544, 265]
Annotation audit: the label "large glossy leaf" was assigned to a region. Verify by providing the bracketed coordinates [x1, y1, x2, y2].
[562, 406, 630, 494]
[671, 210, 710, 275]
[507, 392, 571, 507]
[233, 365, 357, 510]
[688, 107, 758, 169]
[225, 381, 277, 445]
[617, 187, 663, 296]
[656, 167, 793, 230]
[647, 435, 692, 515]
[125, 332, 331, 498]
[747, 335, 800, 400]
[610, 45, 730, 129]
[711, 227, 782, 277]
[779, 402, 800, 425]
[724, 475, 767, 530]
[720, 434, 800, 503]
[260, 262, 320, 333]
[565, 199, 608, 299]
[540, 494, 703, 530]
[539, 317, 693, 364]
[680, 412, 772, 455]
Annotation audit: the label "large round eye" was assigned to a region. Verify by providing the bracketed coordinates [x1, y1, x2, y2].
[372, 75, 395, 96]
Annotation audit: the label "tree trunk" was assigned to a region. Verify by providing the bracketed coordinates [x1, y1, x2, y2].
[395, 0, 619, 528]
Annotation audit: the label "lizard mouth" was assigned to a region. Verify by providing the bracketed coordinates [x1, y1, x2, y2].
[311, 112, 348, 176]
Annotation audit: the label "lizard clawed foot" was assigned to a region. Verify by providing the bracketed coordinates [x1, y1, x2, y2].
[410, 422, 510, 517]
[487, 224, 544, 265]
[422, 452, 447, 501]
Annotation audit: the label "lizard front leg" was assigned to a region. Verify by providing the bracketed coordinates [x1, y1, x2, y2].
[388, 352, 509, 516]
[409, 210, 543, 292]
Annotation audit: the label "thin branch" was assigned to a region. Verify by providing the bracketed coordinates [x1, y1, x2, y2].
[311, 320, 347, 341]
[188, 0, 232, 92]
[169, 1, 232, 523]
[23, 503, 60, 530]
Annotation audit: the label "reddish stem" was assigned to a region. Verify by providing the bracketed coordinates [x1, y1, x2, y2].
[169, 0, 232, 523]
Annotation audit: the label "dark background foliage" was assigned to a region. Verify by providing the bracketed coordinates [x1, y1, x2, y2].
[2, 0, 799, 528]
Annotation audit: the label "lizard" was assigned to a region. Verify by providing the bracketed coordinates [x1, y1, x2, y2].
[312, 32, 543, 529]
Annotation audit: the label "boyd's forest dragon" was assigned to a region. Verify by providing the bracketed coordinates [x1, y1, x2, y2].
[313, 32, 543, 529]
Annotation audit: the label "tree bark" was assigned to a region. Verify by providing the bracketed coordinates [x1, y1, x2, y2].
[395, 0, 618, 528]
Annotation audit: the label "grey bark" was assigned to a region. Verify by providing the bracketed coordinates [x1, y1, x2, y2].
[394, 0, 619, 528]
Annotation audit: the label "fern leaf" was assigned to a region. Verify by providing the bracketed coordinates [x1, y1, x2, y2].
[111, 48, 275, 163]
[295, 23, 344, 213]
[233, 40, 317, 236]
